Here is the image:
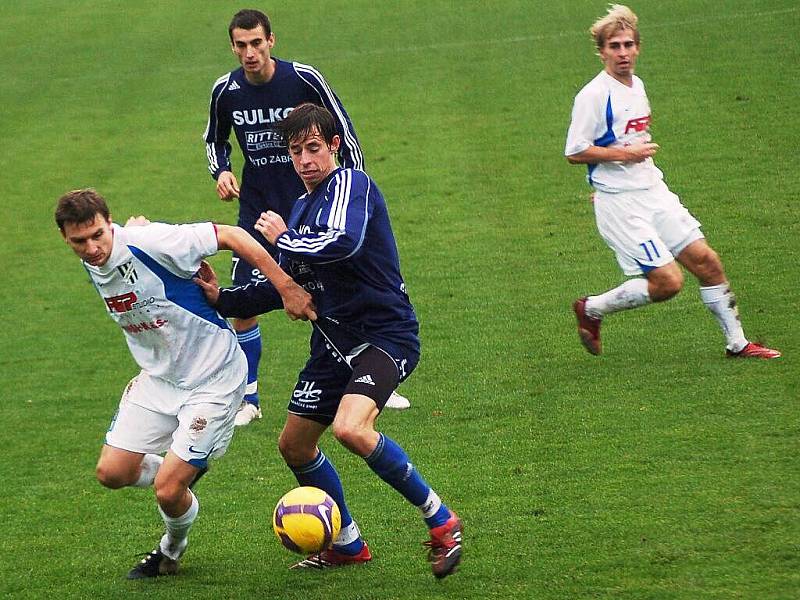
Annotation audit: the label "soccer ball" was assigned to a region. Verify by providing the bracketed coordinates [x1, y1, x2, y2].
[272, 486, 341, 554]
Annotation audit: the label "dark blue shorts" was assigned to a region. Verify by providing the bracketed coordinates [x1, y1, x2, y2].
[288, 318, 419, 425]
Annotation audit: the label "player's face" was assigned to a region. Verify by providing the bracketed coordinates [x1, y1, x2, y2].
[287, 129, 341, 191]
[231, 26, 275, 80]
[61, 213, 114, 266]
[599, 28, 639, 84]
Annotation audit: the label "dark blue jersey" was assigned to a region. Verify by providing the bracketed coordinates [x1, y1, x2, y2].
[203, 58, 363, 219]
[215, 168, 419, 354]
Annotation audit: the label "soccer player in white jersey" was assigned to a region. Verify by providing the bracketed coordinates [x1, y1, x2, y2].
[55, 189, 315, 579]
[565, 4, 780, 359]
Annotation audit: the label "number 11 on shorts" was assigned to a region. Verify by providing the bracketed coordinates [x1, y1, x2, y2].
[639, 239, 661, 261]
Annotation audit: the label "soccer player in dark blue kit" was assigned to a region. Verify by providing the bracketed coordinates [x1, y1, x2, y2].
[203, 9, 410, 426]
[195, 104, 462, 578]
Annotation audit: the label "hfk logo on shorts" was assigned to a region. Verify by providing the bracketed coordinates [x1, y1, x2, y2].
[625, 115, 651, 134]
[293, 380, 322, 401]
[105, 292, 138, 313]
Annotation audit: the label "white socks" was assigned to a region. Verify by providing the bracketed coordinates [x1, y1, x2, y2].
[584, 278, 749, 352]
[585, 278, 651, 318]
[132, 454, 164, 488]
[130, 454, 203, 561]
[334, 520, 362, 546]
[158, 490, 199, 560]
[419, 490, 443, 519]
[700, 283, 748, 352]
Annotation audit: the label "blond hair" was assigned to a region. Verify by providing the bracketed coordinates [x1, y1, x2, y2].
[590, 4, 639, 50]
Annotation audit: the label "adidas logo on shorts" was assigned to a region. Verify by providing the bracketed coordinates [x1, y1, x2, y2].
[354, 374, 376, 386]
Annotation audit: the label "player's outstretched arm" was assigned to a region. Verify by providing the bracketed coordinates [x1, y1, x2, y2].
[567, 142, 659, 164]
[215, 224, 317, 321]
[194, 260, 284, 319]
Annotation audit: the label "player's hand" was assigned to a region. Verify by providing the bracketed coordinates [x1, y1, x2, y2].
[625, 142, 659, 162]
[125, 215, 151, 227]
[216, 171, 240, 201]
[275, 280, 317, 321]
[255, 210, 288, 245]
[193, 260, 220, 305]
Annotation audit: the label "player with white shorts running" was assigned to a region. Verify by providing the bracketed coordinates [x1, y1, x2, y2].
[106, 367, 245, 471]
[56, 188, 316, 579]
[565, 4, 780, 359]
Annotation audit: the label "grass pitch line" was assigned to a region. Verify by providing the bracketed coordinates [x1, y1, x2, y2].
[316, 6, 799, 60]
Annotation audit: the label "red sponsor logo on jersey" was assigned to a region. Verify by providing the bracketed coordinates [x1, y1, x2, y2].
[122, 319, 168, 334]
[625, 115, 651, 134]
[105, 292, 138, 313]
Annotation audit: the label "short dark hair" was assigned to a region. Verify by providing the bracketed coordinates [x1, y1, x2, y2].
[229, 9, 271, 41]
[279, 103, 337, 146]
[55, 188, 110, 231]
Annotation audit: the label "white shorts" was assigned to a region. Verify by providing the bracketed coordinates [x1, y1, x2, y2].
[105, 354, 247, 468]
[593, 180, 704, 276]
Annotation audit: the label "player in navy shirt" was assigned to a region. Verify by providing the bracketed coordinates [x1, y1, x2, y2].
[196, 104, 462, 579]
[203, 9, 364, 424]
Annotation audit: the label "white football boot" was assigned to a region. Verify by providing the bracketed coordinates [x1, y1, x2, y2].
[234, 402, 262, 426]
[385, 390, 411, 410]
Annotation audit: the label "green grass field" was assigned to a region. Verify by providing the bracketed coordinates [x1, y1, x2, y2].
[1, 1, 798, 598]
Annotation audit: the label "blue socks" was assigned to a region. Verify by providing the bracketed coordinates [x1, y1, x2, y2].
[290, 451, 364, 555]
[236, 324, 261, 407]
[288, 434, 451, 555]
[365, 433, 450, 528]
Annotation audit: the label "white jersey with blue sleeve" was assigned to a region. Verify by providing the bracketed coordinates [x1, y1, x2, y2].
[565, 71, 663, 193]
[83, 223, 241, 394]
